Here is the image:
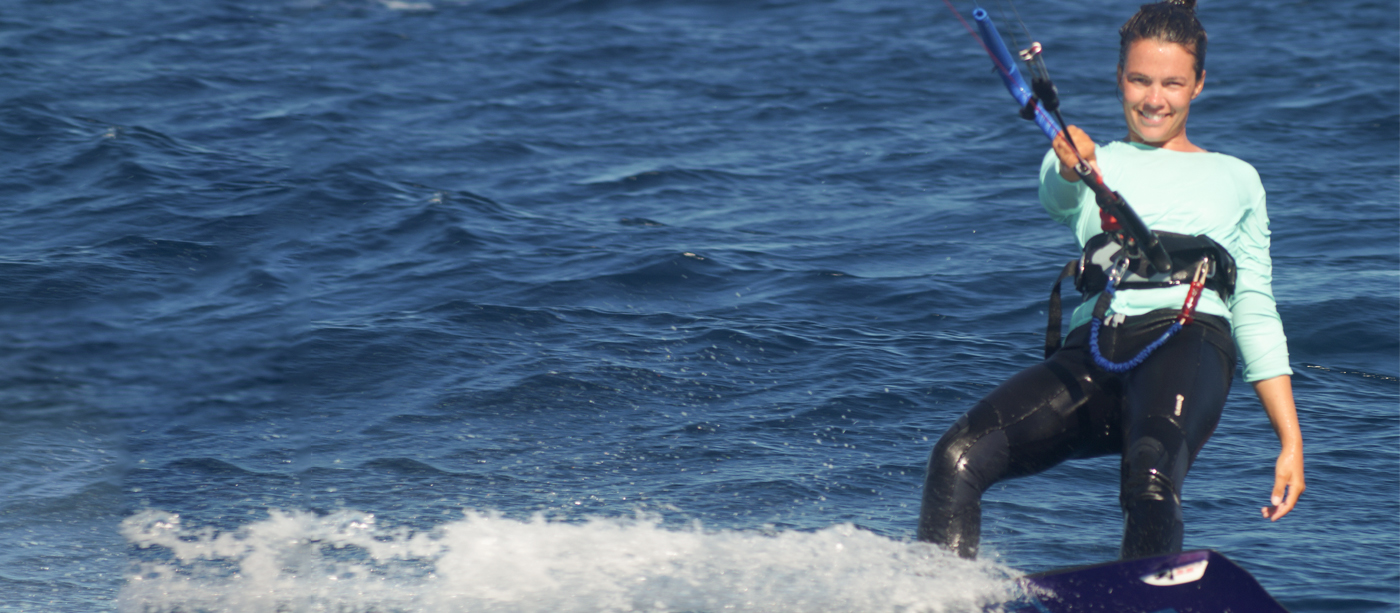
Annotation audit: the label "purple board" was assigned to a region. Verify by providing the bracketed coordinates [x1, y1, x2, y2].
[1001, 550, 1289, 612]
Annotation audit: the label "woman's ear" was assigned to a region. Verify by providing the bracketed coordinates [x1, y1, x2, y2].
[1192, 70, 1206, 99]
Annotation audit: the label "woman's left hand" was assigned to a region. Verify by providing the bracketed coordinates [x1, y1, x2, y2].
[1262, 444, 1304, 520]
[1253, 375, 1304, 521]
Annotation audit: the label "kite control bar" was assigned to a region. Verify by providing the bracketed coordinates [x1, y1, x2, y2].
[970, 8, 1174, 273]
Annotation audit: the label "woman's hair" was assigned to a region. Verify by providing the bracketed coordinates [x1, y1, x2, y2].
[1118, 0, 1208, 79]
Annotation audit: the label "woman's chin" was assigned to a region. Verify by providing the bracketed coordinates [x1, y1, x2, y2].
[1128, 130, 1177, 147]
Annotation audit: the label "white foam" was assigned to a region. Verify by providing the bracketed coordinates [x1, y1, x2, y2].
[120, 509, 1019, 612]
[380, 0, 435, 11]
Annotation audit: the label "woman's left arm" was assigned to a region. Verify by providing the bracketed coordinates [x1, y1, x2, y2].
[1253, 375, 1304, 520]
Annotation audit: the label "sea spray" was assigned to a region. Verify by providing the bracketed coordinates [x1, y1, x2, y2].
[121, 509, 1019, 613]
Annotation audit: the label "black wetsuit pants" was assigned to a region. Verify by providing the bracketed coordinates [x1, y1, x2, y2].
[917, 309, 1236, 559]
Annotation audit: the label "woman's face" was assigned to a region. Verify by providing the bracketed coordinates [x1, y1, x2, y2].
[1118, 39, 1205, 151]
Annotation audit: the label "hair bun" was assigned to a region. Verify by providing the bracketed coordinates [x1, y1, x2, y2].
[1122, 0, 1208, 77]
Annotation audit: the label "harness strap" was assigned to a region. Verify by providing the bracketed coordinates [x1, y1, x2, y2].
[1045, 259, 1079, 358]
[1076, 231, 1237, 300]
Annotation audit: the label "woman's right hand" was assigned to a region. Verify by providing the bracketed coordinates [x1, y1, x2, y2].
[1053, 125, 1098, 182]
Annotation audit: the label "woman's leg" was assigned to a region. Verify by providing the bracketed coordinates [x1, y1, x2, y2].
[917, 341, 1119, 558]
[1114, 316, 1237, 558]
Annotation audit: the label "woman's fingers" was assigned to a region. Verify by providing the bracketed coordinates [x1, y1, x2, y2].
[1261, 449, 1305, 521]
[1066, 125, 1096, 161]
[1053, 125, 1097, 181]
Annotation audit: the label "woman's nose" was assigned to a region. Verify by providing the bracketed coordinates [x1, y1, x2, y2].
[1142, 86, 1166, 107]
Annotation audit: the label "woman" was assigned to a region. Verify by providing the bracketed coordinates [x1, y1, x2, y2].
[917, 0, 1304, 559]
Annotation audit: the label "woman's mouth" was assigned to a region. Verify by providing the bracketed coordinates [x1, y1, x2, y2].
[1137, 109, 1168, 125]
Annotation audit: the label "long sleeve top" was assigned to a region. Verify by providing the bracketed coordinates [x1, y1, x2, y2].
[1038, 141, 1292, 382]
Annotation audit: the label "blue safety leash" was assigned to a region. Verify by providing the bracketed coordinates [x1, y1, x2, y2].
[1087, 257, 1210, 373]
[1088, 275, 1184, 373]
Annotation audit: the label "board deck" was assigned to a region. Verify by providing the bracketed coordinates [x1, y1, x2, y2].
[1000, 549, 1289, 612]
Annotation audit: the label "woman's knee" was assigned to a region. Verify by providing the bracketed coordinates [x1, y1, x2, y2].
[927, 414, 971, 472]
[926, 410, 1010, 494]
[920, 411, 1008, 554]
[1120, 435, 1186, 507]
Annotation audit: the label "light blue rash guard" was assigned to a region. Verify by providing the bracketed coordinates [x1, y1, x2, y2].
[1039, 141, 1292, 383]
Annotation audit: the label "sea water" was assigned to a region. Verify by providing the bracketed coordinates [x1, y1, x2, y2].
[0, 0, 1395, 611]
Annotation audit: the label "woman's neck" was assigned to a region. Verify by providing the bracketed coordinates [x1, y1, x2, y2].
[1125, 132, 1206, 153]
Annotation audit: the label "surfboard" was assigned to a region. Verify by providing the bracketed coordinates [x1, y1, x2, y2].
[1001, 549, 1290, 612]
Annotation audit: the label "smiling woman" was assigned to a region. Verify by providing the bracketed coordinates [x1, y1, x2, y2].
[1118, 39, 1206, 151]
[0, 0, 1387, 609]
[919, 0, 1305, 563]
[1116, 0, 1209, 152]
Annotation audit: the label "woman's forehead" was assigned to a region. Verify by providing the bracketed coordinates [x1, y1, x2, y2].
[1121, 39, 1198, 74]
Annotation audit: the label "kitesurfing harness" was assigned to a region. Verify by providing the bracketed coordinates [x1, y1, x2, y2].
[1045, 230, 1236, 370]
[944, 4, 1239, 372]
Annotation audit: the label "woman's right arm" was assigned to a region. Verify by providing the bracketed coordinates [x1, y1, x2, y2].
[1039, 126, 1097, 227]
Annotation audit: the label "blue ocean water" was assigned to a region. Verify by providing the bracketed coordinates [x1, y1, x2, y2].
[0, 0, 1395, 610]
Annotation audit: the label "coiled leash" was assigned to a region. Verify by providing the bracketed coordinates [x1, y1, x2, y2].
[1087, 256, 1210, 372]
[1045, 230, 1233, 363]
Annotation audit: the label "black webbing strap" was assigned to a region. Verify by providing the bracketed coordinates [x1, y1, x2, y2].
[1045, 259, 1079, 358]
